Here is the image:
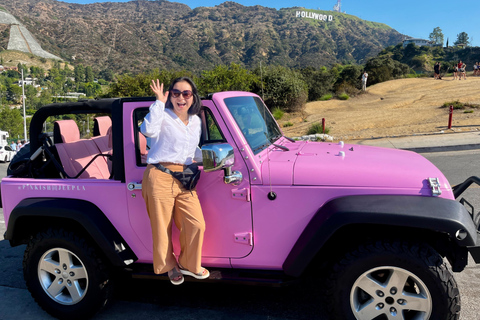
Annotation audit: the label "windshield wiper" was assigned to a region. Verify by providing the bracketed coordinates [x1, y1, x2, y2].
[272, 143, 289, 151]
[253, 142, 270, 152]
[270, 134, 295, 144]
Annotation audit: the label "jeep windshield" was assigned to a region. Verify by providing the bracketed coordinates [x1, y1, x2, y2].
[224, 96, 282, 154]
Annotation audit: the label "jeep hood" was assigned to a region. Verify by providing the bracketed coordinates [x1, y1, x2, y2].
[261, 141, 451, 194]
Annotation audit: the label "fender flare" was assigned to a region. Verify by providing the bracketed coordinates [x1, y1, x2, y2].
[283, 195, 476, 277]
[5, 198, 137, 267]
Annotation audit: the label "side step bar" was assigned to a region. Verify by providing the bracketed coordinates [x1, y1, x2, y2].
[127, 265, 298, 287]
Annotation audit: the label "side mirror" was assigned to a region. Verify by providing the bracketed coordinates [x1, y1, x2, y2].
[201, 143, 235, 173]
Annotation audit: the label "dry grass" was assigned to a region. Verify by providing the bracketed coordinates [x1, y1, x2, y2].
[282, 76, 480, 141]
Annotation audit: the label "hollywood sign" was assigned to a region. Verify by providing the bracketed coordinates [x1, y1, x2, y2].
[296, 11, 333, 22]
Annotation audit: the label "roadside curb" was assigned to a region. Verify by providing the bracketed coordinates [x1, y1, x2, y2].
[403, 144, 480, 153]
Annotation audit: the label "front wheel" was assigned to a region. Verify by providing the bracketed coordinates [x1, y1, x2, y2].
[23, 228, 112, 320]
[326, 240, 460, 320]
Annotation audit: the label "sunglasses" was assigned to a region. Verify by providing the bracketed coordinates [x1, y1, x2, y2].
[170, 89, 193, 99]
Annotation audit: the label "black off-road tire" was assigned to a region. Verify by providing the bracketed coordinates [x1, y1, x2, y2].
[23, 228, 113, 320]
[326, 240, 460, 320]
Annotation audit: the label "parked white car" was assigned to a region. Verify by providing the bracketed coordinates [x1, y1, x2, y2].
[0, 145, 15, 162]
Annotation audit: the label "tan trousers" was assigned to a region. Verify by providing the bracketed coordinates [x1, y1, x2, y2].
[142, 164, 205, 275]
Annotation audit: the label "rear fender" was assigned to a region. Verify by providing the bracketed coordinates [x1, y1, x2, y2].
[5, 198, 137, 267]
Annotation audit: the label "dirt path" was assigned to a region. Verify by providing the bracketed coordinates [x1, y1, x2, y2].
[282, 77, 480, 142]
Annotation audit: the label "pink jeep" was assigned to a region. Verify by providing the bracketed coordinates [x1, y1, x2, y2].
[2, 92, 480, 320]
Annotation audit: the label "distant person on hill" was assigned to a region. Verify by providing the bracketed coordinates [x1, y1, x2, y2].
[361, 71, 368, 91]
[460, 62, 467, 80]
[458, 61, 464, 80]
[453, 64, 458, 80]
[10, 141, 16, 152]
[474, 62, 479, 76]
[434, 62, 439, 80]
[16, 140, 22, 151]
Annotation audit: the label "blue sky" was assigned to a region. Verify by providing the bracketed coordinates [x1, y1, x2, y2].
[61, 0, 480, 47]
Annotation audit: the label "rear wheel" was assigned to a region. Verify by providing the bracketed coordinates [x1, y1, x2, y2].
[326, 240, 460, 320]
[23, 228, 112, 320]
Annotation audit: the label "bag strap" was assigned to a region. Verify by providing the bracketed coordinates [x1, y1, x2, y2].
[152, 163, 174, 176]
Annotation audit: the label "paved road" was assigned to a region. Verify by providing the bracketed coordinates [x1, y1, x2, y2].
[1, 150, 480, 320]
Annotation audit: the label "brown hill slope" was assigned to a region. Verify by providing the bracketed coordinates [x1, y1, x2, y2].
[0, 0, 404, 73]
[282, 76, 480, 141]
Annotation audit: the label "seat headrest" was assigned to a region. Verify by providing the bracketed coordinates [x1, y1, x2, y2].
[53, 120, 80, 144]
[93, 116, 112, 136]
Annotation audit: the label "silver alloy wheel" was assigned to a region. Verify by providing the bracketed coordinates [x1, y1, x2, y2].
[38, 248, 89, 305]
[350, 266, 432, 320]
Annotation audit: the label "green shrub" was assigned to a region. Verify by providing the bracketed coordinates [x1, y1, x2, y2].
[464, 110, 474, 113]
[283, 121, 293, 127]
[255, 65, 308, 113]
[338, 93, 349, 100]
[272, 108, 284, 120]
[442, 101, 480, 109]
[319, 94, 332, 101]
[306, 122, 330, 135]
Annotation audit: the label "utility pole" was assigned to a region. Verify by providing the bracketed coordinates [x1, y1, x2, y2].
[21, 69, 27, 142]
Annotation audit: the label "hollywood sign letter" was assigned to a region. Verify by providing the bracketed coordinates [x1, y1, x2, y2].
[296, 11, 333, 22]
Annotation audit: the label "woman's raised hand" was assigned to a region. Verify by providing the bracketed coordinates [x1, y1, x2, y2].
[150, 79, 168, 104]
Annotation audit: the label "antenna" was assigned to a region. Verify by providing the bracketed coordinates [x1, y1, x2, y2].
[333, 0, 342, 12]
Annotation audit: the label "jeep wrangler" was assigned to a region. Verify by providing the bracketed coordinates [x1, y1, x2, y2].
[2, 92, 480, 320]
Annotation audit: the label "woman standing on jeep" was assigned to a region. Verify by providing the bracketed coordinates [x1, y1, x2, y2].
[140, 77, 209, 285]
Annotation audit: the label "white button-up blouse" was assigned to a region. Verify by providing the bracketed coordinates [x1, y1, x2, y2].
[140, 100, 202, 165]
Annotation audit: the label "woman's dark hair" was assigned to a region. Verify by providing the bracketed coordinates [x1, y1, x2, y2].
[165, 77, 202, 115]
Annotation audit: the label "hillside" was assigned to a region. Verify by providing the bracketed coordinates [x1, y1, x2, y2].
[282, 76, 480, 140]
[0, 0, 405, 73]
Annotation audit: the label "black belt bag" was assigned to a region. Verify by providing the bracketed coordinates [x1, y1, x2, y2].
[153, 163, 201, 191]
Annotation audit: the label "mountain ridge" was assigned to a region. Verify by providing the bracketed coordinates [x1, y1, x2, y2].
[0, 0, 405, 73]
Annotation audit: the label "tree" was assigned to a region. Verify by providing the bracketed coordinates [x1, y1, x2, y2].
[106, 69, 196, 98]
[254, 65, 308, 112]
[74, 64, 85, 86]
[429, 27, 444, 46]
[85, 66, 94, 84]
[0, 105, 24, 139]
[199, 63, 259, 95]
[454, 32, 470, 46]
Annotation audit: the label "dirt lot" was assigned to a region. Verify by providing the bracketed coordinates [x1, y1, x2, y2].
[282, 76, 480, 142]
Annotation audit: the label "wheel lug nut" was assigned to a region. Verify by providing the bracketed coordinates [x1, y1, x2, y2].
[376, 303, 384, 310]
[390, 307, 397, 316]
[390, 287, 397, 295]
[398, 299, 406, 305]
[69, 272, 75, 277]
[63, 264, 67, 270]
[376, 290, 384, 297]
[55, 269, 60, 274]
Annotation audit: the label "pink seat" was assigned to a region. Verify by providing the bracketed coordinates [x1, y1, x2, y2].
[91, 126, 113, 172]
[93, 116, 112, 136]
[54, 120, 111, 179]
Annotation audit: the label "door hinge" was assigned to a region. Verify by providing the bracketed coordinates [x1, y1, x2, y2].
[232, 188, 250, 201]
[234, 232, 253, 246]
